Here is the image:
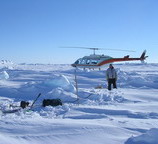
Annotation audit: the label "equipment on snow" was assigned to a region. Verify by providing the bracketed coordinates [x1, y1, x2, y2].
[20, 101, 30, 109]
[30, 93, 42, 109]
[42, 99, 62, 107]
[1, 93, 42, 114]
[95, 85, 103, 89]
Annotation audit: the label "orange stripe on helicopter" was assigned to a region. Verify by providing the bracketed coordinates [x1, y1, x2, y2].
[98, 57, 142, 66]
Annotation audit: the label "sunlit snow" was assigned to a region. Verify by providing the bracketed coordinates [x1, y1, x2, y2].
[0, 62, 158, 144]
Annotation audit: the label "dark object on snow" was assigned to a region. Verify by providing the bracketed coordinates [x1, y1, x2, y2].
[20, 101, 29, 109]
[42, 99, 62, 107]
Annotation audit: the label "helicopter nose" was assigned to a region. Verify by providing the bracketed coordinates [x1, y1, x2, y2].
[71, 64, 76, 67]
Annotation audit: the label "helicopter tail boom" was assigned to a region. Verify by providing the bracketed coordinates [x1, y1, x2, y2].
[98, 50, 148, 66]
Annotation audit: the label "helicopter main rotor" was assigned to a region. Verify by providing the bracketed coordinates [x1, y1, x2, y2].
[60, 46, 135, 55]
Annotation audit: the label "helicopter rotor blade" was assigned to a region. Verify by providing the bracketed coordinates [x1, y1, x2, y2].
[59, 46, 135, 52]
[102, 48, 135, 52]
[59, 46, 101, 50]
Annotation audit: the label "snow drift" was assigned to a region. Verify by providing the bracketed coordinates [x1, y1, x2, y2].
[44, 74, 76, 92]
[125, 128, 158, 144]
[0, 63, 158, 144]
[0, 71, 9, 80]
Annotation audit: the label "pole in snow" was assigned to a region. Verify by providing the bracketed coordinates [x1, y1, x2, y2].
[74, 68, 79, 105]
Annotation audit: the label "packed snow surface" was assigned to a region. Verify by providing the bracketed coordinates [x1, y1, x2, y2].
[0, 63, 158, 144]
[0, 71, 9, 80]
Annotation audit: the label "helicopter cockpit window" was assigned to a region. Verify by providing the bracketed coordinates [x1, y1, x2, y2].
[91, 59, 98, 65]
[80, 59, 86, 64]
[74, 59, 82, 64]
[86, 59, 91, 64]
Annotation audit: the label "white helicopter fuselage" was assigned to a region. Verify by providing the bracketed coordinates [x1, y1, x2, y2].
[71, 50, 147, 69]
[72, 54, 113, 69]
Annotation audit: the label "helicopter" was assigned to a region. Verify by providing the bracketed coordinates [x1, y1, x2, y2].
[69, 47, 148, 69]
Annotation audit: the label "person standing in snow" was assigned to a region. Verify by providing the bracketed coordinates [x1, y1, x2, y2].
[106, 64, 117, 90]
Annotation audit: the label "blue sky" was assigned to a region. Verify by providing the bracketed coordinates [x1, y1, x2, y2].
[0, 0, 158, 64]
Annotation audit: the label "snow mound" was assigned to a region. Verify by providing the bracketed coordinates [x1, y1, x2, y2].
[0, 71, 9, 80]
[44, 74, 76, 92]
[47, 87, 77, 102]
[117, 69, 158, 88]
[125, 128, 158, 144]
[39, 104, 70, 119]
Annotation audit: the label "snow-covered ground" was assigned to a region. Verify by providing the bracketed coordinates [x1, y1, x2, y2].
[0, 62, 158, 144]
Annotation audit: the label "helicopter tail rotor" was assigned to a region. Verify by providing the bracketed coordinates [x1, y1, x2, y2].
[140, 50, 148, 62]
